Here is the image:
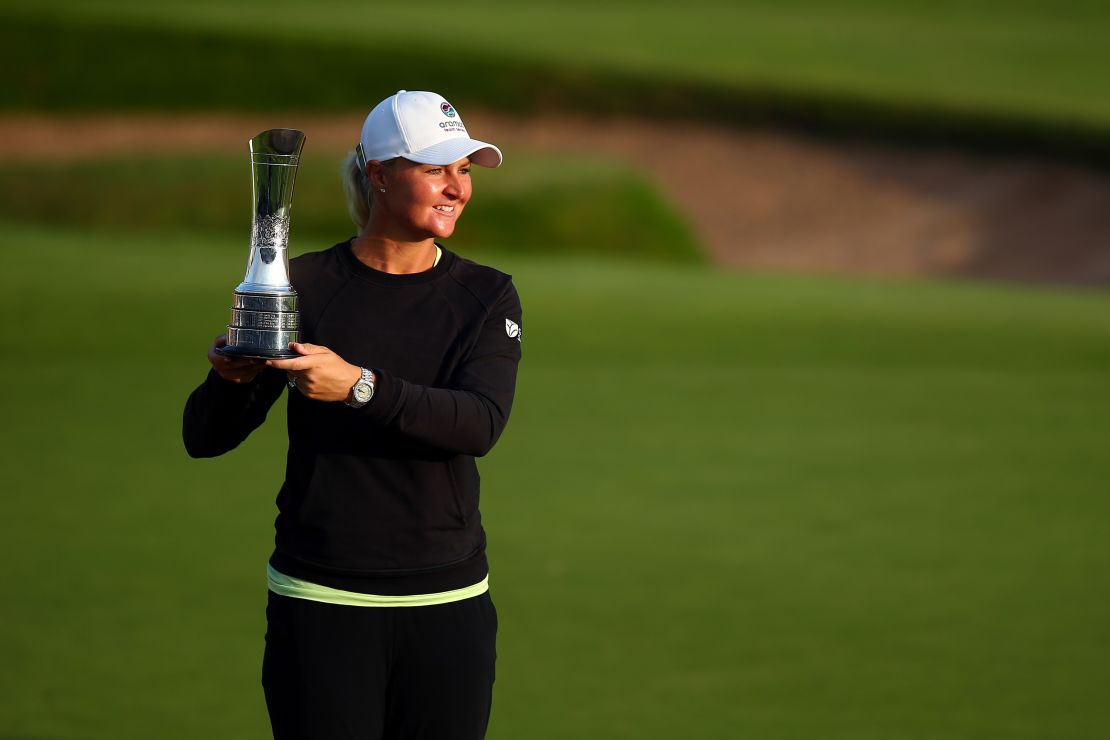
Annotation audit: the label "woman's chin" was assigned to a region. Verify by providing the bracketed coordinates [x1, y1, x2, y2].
[429, 223, 458, 240]
[396, 214, 460, 242]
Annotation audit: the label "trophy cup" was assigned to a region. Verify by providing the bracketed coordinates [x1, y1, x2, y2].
[217, 128, 306, 359]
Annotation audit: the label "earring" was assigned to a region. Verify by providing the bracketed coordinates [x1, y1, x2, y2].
[379, 188, 386, 193]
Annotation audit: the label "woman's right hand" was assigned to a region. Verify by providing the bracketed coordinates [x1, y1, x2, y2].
[208, 335, 267, 384]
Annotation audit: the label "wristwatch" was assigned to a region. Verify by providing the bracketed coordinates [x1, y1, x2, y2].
[345, 367, 376, 408]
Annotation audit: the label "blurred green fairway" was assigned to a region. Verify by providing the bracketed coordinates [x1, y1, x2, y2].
[3, 222, 1109, 738]
[0, 152, 701, 264]
[5, 0, 1110, 735]
[7, 0, 1110, 145]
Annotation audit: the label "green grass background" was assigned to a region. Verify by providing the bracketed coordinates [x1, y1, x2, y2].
[0, 153, 702, 263]
[2, 221, 1109, 738]
[4, 1, 1110, 737]
[6, 1, 1110, 160]
[6, 0, 1110, 124]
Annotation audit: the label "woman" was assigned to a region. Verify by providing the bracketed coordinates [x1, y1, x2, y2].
[183, 90, 521, 739]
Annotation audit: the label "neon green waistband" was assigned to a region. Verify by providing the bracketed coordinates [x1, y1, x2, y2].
[267, 564, 489, 608]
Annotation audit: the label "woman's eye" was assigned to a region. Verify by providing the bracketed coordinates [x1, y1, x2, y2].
[426, 168, 442, 175]
[460, 168, 471, 175]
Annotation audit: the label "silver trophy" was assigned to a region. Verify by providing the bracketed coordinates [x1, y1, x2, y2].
[217, 128, 306, 359]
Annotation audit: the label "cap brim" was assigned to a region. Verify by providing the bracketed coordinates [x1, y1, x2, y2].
[403, 138, 503, 168]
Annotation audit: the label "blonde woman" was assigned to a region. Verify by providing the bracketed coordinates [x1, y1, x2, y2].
[184, 90, 520, 739]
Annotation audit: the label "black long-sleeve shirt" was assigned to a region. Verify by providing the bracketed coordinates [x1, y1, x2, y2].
[183, 241, 522, 595]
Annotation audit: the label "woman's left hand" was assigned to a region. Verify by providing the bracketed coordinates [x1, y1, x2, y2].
[267, 343, 362, 402]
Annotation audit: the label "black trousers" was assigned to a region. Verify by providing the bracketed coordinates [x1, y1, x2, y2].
[262, 590, 498, 740]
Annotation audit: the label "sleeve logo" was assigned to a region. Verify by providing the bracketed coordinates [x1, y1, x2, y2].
[505, 318, 522, 342]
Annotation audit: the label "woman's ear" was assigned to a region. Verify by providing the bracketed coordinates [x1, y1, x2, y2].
[367, 161, 387, 193]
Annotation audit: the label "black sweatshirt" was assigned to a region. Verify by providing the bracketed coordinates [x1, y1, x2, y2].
[183, 241, 522, 595]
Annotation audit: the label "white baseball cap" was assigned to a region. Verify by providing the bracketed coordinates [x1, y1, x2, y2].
[357, 90, 503, 171]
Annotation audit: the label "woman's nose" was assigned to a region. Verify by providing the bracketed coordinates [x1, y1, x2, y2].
[443, 172, 464, 198]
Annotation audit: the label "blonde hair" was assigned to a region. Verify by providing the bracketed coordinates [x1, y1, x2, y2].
[341, 149, 372, 230]
[342, 151, 401, 230]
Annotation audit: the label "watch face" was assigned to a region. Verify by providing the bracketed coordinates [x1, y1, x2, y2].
[353, 383, 373, 403]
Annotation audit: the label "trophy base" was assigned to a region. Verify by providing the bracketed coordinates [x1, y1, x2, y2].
[216, 345, 300, 360]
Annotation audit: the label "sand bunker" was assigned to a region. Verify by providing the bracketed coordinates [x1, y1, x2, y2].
[6, 112, 1109, 284]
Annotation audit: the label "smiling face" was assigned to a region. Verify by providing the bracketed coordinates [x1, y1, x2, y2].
[369, 157, 472, 242]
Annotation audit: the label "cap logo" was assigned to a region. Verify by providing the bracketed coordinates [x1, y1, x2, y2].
[440, 102, 457, 118]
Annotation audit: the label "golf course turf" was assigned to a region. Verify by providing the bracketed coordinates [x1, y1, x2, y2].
[4, 1, 1110, 735]
[2, 223, 1108, 738]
